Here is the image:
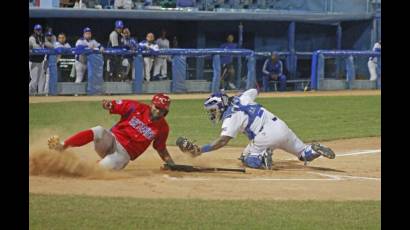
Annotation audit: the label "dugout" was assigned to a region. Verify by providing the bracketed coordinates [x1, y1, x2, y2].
[29, 0, 380, 91]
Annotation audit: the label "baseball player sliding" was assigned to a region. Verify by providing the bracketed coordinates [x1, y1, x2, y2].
[176, 88, 335, 169]
[48, 93, 175, 170]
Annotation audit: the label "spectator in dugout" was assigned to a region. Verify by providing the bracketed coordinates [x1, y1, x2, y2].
[107, 20, 124, 81]
[262, 52, 287, 92]
[29, 24, 46, 95]
[153, 29, 170, 81]
[54, 33, 72, 82]
[139, 32, 159, 82]
[43, 31, 56, 95]
[120, 27, 138, 81]
[75, 27, 103, 83]
[220, 34, 238, 90]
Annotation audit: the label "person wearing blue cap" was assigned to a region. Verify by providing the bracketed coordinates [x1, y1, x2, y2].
[262, 52, 287, 92]
[29, 24, 46, 95]
[107, 20, 125, 81]
[43, 30, 57, 95]
[75, 27, 103, 83]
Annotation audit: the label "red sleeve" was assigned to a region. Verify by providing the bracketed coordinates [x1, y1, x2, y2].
[109, 100, 140, 119]
[153, 122, 169, 151]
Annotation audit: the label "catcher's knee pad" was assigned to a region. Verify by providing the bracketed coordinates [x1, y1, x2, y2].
[91, 126, 105, 140]
[242, 153, 264, 169]
[241, 148, 273, 169]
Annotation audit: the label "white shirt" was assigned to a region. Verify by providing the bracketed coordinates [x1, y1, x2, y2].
[54, 42, 71, 48]
[220, 88, 277, 138]
[369, 42, 381, 62]
[156, 37, 170, 59]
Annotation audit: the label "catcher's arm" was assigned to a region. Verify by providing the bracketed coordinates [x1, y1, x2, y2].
[176, 135, 232, 157]
[202, 135, 232, 153]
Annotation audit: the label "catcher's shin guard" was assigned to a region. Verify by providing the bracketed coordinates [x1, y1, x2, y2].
[48, 135, 65, 152]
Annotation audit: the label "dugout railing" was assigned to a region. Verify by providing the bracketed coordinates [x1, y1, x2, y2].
[30, 48, 257, 95]
[310, 50, 381, 90]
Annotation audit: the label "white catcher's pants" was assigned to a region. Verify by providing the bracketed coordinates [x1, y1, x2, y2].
[153, 57, 167, 78]
[368, 60, 378, 81]
[243, 118, 306, 159]
[75, 60, 87, 83]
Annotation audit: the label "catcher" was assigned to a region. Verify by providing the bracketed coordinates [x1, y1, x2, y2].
[48, 93, 175, 170]
[176, 88, 335, 169]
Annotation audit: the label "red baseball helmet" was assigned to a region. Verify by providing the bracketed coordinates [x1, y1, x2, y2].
[152, 93, 171, 110]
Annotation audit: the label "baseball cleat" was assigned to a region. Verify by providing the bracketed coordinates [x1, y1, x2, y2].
[262, 149, 273, 170]
[48, 135, 65, 152]
[311, 143, 336, 159]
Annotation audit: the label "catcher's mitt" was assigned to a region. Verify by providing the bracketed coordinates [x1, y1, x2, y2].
[176, 136, 201, 157]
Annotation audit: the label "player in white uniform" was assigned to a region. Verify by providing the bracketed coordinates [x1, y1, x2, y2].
[138, 33, 159, 82]
[74, 27, 103, 83]
[153, 29, 170, 80]
[195, 88, 335, 169]
[368, 40, 381, 81]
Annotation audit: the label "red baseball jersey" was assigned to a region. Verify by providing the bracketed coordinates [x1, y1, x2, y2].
[108, 99, 169, 160]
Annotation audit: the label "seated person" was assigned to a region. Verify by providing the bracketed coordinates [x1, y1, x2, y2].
[262, 52, 287, 92]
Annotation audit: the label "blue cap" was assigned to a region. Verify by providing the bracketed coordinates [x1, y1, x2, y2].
[83, 27, 91, 33]
[34, 24, 42, 31]
[45, 31, 53, 36]
[115, 20, 124, 29]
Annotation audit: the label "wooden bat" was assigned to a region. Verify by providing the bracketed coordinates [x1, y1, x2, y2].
[163, 163, 246, 173]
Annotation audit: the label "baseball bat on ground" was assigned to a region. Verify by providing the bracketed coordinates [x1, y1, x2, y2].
[162, 163, 246, 173]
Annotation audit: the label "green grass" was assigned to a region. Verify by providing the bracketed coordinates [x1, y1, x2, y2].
[29, 193, 380, 230]
[29, 95, 380, 146]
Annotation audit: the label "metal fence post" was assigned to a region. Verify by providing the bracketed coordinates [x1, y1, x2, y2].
[47, 54, 58, 95]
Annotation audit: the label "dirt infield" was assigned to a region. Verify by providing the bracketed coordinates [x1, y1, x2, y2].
[29, 137, 380, 200]
[29, 89, 381, 104]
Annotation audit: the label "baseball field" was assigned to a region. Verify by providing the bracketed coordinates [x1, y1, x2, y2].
[29, 90, 381, 229]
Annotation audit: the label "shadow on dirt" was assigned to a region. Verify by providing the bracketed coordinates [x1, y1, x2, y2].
[272, 160, 345, 173]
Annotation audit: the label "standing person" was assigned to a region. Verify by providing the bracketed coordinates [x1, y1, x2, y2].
[220, 34, 238, 90]
[107, 20, 124, 81]
[121, 27, 138, 80]
[368, 40, 381, 81]
[262, 52, 287, 92]
[43, 31, 56, 95]
[75, 27, 103, 83]
[138, 33, 159, 82]
[54, 33, 72, 82]
[172, 36, 178, 48]
[153, 29, 170, 80]
[48, 93, 175, 170]
[29, 24, 46, 95]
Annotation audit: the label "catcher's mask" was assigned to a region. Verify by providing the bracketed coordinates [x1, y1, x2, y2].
[203, 92, 229, 124]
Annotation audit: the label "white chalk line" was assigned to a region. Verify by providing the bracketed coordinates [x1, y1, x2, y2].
[283, 149, 381, 160]
[336, 149, 381, 157]
[162, 149, 381, 182]
[163, 173, 381, 182]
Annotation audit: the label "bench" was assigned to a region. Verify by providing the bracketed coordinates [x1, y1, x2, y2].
[269, 79, 311, 91]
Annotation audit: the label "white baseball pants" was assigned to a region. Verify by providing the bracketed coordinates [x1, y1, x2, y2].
[153, 57, 167, 78]
[242, 118, 306, 159]
[75, 60, 87, 83]
[29, 61, 46, 94]
[368, 60, 378, 81]
[143, 57, 154, 81]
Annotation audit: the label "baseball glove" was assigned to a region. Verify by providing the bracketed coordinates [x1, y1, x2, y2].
[176, 136, 201, 157]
